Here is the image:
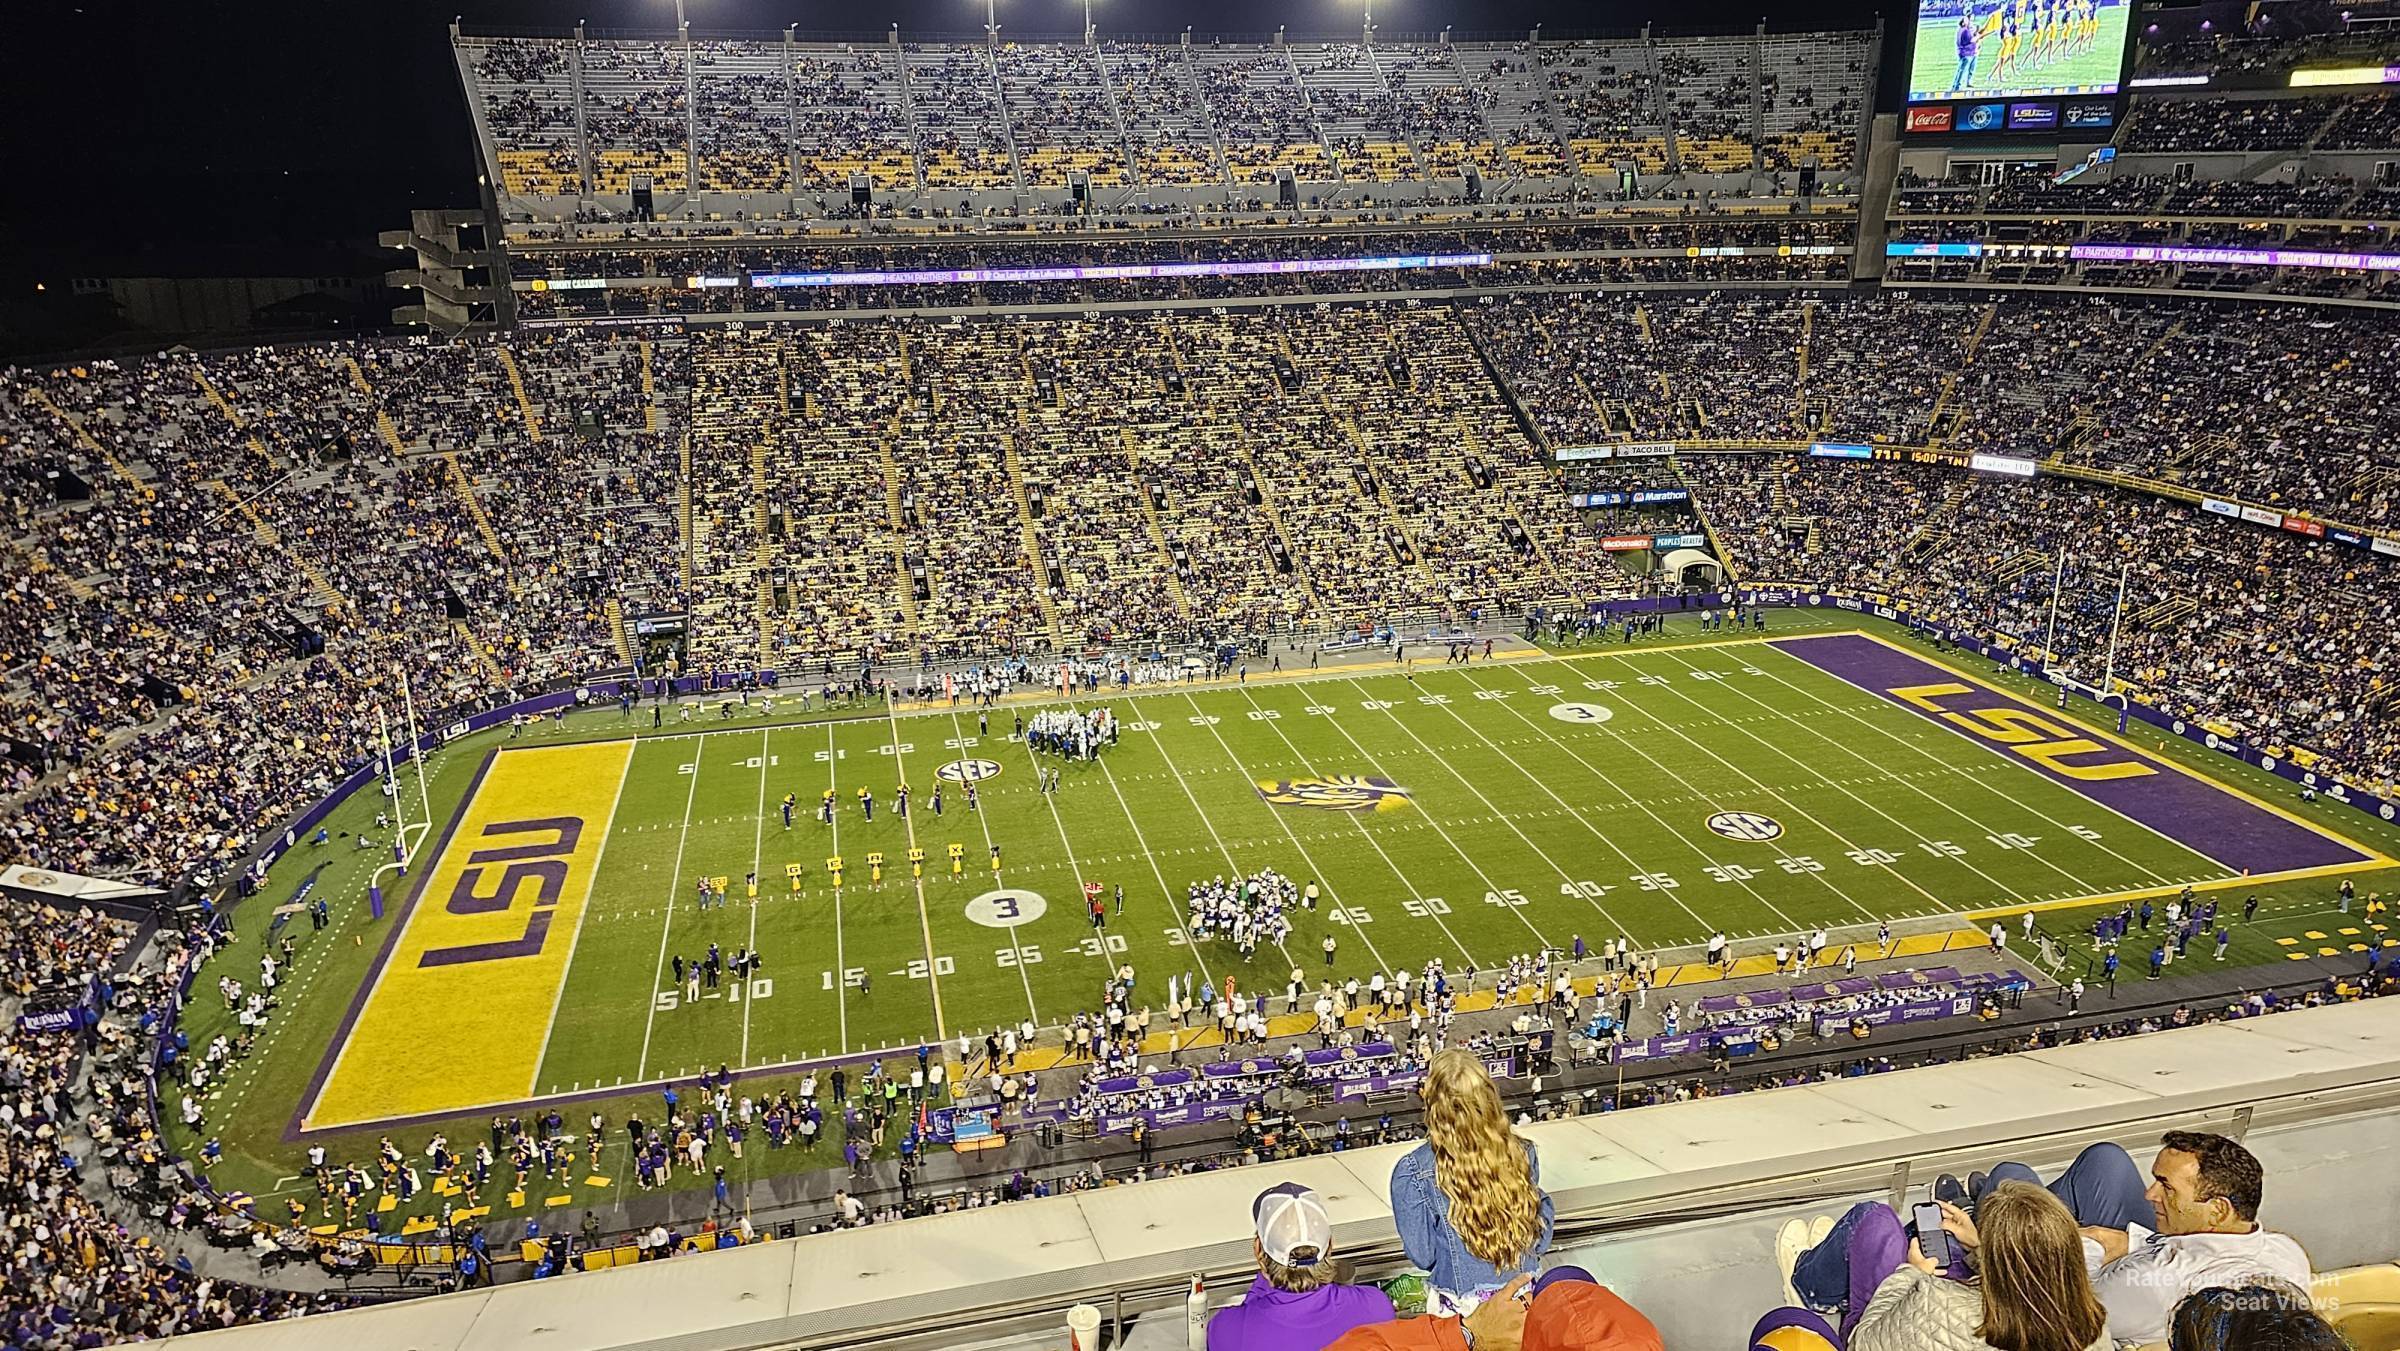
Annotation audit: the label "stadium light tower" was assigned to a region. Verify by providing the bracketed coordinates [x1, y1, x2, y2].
[979, 0, 999, 43]
[1358, 0, 1374, 46]
[1081, 0, 1097, 46]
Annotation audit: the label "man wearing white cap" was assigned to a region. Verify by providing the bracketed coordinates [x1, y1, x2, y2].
[1208, 1183, 1395, 1351]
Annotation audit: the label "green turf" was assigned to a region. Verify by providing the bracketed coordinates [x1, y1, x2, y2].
[168, 611, 2400, 1226]
[1907, 0, 2131, 101]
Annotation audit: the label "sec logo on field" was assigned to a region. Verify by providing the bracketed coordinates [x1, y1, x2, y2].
[936, 758, 1004, 784]
[1549, 702, 1615, 725]
[1705, 811, 1785, 842]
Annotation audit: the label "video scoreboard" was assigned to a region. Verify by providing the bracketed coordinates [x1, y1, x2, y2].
[1904, 0, 2137, 140]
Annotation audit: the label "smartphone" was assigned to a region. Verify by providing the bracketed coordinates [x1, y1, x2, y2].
[1913, 1202, 1952, 1266]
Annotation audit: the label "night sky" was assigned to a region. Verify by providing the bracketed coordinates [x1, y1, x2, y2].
[7, 0, 1896, 285]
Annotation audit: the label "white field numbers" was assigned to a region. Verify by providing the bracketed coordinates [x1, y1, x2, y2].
[655, 977, 774, 1011]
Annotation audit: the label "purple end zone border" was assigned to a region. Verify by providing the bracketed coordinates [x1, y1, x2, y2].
[285, 747, 498, 1144]
[1773, 633, 2369, 876]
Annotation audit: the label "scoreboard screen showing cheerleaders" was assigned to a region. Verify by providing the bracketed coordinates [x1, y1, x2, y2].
[1910, 0, 2140, 112]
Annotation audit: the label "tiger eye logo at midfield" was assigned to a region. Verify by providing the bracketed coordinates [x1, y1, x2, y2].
[1257, 775, 1413, 812]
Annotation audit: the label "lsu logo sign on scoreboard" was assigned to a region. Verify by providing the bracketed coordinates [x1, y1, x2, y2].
[304, 742, 632, 1131]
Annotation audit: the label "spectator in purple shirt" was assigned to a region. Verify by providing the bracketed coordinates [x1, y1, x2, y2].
[1208, 1183, 1396, 1351]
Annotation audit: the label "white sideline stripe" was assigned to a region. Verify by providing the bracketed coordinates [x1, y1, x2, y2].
[1162, 687, 1418, 976]
[942, 705, 1043, 1028]
[1699, 646, 2132, 888]
[1770, 636, 2237, 879]
[636, 741, 706, 1079]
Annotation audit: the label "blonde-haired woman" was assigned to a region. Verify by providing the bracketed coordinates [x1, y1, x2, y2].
[1390, 1049, 1554, 1304]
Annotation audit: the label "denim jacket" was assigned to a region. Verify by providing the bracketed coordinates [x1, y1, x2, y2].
[1389, 1139, 1555, 1295]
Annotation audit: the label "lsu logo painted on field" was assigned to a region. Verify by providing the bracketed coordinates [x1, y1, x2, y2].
[1888, 683, 2153, 781]
[937, 758, 1004, 784]
[306, 741, 631, 1132]
[1257, 775, 1413, 813]
[1706, 811, 1785, 842]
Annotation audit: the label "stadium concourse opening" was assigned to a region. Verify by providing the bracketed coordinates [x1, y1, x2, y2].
[10, 0, 2400, 1345]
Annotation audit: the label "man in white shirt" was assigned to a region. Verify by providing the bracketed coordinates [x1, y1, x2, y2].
[1944, 1131, 2308, 1348]
[2080, 1131, 2310, 1346]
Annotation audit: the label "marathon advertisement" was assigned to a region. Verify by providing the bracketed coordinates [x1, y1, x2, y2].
[1568, 489, 1689, 508]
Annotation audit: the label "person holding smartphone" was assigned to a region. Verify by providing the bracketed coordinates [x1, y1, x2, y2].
[1773, 1183, 2110, 1351]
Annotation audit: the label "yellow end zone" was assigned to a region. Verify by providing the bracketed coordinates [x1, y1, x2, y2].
[305, 741, 633, 1131]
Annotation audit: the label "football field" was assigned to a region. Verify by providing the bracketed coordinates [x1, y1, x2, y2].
[1908, 0, 2132, 102]
[294, 625, 2381, 1136]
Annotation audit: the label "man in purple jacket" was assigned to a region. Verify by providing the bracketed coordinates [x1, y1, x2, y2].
[1209, 1183, 1397, 1351]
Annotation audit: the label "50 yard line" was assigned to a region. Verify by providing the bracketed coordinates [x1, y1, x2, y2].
[636, 745, 706, 1080]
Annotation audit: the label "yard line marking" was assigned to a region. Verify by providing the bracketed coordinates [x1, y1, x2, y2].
[1168, 688, 1421, 975]
[941, 705, 1042, 1027]
[1303, 678, 1562, 955]
[740, 727, 769, 1066]
[825, 724, 851, 1053]
[1694, 646, 2131, 888]
[880, 691, 948, 1046]
[1071, 706, 1219, 999]
[1650, 647, 2053, 901]
[531, 756, 635, 1096]
[1568, 660, 1913, 923]
[1103, 696, 1303, 973]
[1445, 666, 1760, 940]
[636, 742, 706, 1080]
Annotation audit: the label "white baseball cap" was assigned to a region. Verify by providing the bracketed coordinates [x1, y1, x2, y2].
[1253, 1183, 1333, 1267]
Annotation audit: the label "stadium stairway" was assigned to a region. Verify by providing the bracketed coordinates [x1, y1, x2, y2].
[442, 452, 511, 569]
[22, 388, 150, 497]
[604, 597, 633, 665]
[206, 478, 347, 612]
[189, 367, 284, 472]
[1229, 420, 1321, 606]
[873, 434, 924, 643]
[1119, 428, 1193, 619]
[497, 347, 545, 443]
[638, 339, 659, 433]
[1000, 433, 1066, 647]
